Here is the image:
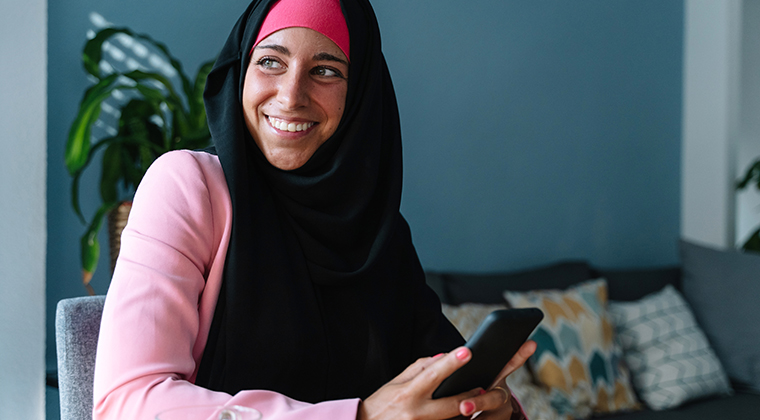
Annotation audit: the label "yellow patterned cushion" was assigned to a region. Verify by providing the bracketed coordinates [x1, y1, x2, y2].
[508, 365, 570, 420]
[504, 279, 640, 418]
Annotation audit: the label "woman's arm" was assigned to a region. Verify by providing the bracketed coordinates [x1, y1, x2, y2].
[92, 150, 360, 420]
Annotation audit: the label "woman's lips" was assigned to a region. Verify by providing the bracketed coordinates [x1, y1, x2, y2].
[267, 116, 316, 133]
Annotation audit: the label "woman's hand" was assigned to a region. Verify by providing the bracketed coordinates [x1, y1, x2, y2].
[357, 340, 536, 420]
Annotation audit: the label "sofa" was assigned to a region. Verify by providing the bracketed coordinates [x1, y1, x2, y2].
[425, 240, 760, 419]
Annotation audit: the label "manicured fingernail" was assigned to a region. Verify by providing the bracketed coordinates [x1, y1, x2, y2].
[479, 388, 487, 395]
[456, 348, 469, 360]
[433, 353, 444, 358]
[462, 401, 475, 415]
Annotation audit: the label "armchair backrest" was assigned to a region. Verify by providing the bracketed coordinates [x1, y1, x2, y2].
[55, 296, 106, 420]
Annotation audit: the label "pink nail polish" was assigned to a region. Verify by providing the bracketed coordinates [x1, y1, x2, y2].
[479, 389, 487, 395]
[456, 348, 469, 360]
[463, 401, 475, 415]
[433, 353, 444, 358]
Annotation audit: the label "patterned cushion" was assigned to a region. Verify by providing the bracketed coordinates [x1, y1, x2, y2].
[608, 285, 732, 410]
[442, 303, 565, 420]
[504, 279, 640, 418]
[507, 365, 568, 420]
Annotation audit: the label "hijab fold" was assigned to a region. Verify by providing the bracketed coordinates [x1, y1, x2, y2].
[195, 0, 462, 402]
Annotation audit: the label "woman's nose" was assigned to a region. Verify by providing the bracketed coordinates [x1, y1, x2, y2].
[276, 70, 309, 109]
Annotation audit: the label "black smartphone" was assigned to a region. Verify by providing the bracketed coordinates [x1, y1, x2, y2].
[432, 307, 544, 399]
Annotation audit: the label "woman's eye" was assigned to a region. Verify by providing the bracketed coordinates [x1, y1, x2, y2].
[313, 66, 344, 79]
[256, 57, 282, 70]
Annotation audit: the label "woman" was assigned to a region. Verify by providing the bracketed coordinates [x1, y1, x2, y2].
[92, 0, 535, 419]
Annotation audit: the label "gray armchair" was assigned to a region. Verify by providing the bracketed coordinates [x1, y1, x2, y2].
[55, 296, 106, 420]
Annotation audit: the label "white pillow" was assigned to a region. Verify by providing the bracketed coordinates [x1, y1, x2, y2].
[609, 285, 732, 410]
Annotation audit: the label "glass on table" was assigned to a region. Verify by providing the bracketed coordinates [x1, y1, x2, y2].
[155, 405, 262, 420]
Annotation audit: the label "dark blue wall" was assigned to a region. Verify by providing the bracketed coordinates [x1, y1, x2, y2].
[376, 0, 684, 272]
[46, 0, 683, 376]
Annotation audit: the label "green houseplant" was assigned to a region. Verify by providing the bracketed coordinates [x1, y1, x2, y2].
[737, 158, 760, 253]
[65, 27, 214, 294]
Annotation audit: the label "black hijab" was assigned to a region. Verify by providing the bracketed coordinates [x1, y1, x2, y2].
[195, 0, 463, 402]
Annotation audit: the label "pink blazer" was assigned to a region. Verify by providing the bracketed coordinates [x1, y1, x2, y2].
[93, 150, 525, 420]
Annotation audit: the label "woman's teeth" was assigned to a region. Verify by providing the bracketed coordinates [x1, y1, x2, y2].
[268, 116, 314, 132]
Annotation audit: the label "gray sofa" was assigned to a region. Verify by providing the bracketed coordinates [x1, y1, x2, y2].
[426, 240, 760, 419]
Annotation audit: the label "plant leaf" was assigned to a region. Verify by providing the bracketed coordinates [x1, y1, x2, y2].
[80, 201, 118, 285]
[82, 28, 128, 79]
[742, 228, 760, 253]
[70, 170, 87, 224]
[65, 74, 120, 174]
[189, 59, 215, 126]
[124, 69, 185, 111]
[83, 27, 192, 89]
[737, 160, 760, 190]
[100, 142, 124, 203]
[70, 133, 124, 223]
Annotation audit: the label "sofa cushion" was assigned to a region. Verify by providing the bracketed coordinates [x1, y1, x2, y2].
[434, 260, 593, 305]
[609, 285, 732, 410]
[508, 364, 566, 420]
[505, 279, 640, 418]
[680, 239, 760, 391]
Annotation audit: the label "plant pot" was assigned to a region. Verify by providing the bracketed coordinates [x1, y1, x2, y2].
[107, 201, 132, 273]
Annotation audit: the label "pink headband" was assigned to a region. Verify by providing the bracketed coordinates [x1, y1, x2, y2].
[252, 0, 350, 61]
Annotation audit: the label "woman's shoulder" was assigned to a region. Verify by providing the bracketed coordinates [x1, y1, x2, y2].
[134, 149, 231, 219]
[148, 149, 225, 187]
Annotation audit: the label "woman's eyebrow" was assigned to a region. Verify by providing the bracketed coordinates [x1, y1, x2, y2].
[313, 52, 348, 66]
[255, 44, 289, 55]
[254, 45, 347, 66]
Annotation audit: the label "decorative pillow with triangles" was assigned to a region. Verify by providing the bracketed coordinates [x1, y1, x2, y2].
[505, 279, 640, 418]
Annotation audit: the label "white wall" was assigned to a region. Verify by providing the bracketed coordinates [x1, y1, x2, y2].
[737, 0, 760, 246]
[681, 0, 742, 248]
[0, 0, 47, 418]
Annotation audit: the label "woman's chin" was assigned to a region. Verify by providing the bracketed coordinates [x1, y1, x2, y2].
[264, 152, 312, 171]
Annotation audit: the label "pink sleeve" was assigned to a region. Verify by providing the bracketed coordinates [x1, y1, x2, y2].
[92, 150, 359, 420]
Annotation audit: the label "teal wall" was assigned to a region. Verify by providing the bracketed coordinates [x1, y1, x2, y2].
[46, 0, 684, 382]
[378, 1, 683, 272]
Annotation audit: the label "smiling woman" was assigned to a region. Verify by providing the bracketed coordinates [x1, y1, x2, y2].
[243, 27, 349, 170]
[91, 1, 533, 420]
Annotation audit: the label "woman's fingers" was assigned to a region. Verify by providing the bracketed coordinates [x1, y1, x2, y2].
[415, 388, 483, 420]
[457, 386, 513, 417]
[462, 393, 515, 420]
[489, 340, 537, 389]
[410, 346, 472, 395]
[391, 353, 445, 384]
